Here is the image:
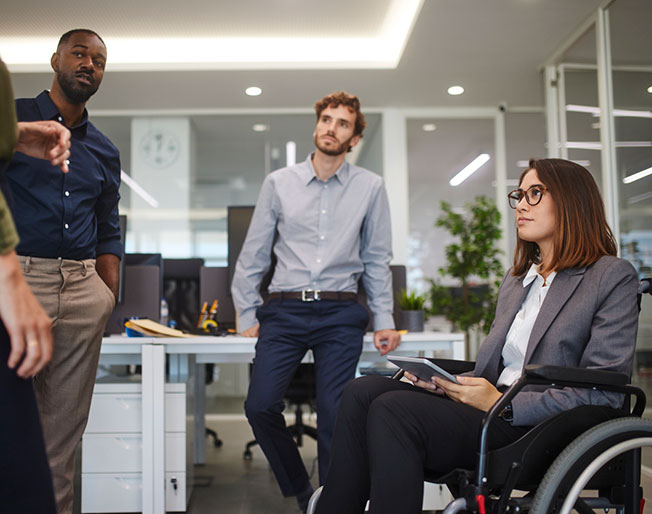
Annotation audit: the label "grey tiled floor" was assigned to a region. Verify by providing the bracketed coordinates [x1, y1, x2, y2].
[186, 414, 319, 514]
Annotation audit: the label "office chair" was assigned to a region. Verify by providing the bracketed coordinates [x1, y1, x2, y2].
[243, 363, 318, 460]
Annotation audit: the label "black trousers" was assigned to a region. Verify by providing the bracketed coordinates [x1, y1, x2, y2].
[0, 321, 56, 514]
[316, 375, 530, 514]
[244, 299, 368, 497]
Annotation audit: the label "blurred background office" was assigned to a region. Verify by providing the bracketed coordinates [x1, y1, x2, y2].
[1, 0, 651, 512]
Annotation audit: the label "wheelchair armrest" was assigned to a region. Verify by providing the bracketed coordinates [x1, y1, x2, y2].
[524, 364, 629, 388]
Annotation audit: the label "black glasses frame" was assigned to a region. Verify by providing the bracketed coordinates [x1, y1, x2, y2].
[507, 184, 547, 209]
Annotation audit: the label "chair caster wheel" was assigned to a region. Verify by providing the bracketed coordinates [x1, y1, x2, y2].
[243, 450, 252, 460]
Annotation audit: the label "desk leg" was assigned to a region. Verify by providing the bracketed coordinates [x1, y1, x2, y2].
[142, 344, 166, 514]
[452, 339, 466, 361]
[194, 362, 206, 465]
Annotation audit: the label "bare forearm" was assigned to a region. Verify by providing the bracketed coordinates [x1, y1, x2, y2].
[96, 253, 120, 300]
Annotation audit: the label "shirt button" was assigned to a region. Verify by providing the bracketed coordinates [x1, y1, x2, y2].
[66, 159, 71, 165]
[319, 235, 325, 240]
[64, 191, 70, 197]
[316, 258, 321, 263]
[57, 116, 63, 122]
[64, 223, 69, 229]
[321, 210, 326, 214]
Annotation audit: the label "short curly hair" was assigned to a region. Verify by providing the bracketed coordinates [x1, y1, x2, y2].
[314, 91, 366, 138]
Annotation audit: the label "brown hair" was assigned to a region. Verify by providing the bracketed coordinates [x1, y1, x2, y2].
[512, 158, 617, 276]
[314, 91, 366, 140]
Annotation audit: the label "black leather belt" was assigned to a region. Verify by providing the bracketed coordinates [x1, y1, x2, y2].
[267, 290, 358, 302]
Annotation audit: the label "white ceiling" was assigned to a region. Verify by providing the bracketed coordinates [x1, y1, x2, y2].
[5, 0, 623, 110]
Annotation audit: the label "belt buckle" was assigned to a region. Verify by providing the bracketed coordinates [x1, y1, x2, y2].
[301, 289, 320, 302]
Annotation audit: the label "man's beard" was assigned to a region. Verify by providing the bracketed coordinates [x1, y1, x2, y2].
[56, 70, 99, 105]
[314, 133, 353, 156]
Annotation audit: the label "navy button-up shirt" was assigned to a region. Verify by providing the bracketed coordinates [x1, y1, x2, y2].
[6, 91, 122, 260]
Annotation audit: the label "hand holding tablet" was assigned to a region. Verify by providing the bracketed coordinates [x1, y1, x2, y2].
[387, 356, 459, 384]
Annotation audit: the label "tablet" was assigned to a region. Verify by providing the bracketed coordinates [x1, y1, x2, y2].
[387, 356, 459, 384]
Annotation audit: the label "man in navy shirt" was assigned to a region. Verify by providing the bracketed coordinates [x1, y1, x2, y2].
[5, 29, 121, 514]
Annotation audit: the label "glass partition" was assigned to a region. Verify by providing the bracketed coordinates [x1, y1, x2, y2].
[93, 112, 383, 266]
[608, 0, 652, 415]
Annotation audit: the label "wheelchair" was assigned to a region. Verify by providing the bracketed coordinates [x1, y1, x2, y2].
[308, 278, 652, 514]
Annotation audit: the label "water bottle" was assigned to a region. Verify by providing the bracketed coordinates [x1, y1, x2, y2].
[160, 298, 169, 326]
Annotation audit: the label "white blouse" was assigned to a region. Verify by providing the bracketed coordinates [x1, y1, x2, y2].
[496, 264, 557, 388]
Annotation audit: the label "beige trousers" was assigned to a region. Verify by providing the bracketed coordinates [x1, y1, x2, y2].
[19, 256, 115, 514]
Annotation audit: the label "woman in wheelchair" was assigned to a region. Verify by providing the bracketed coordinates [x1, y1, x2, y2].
[314, 158, 639, 514]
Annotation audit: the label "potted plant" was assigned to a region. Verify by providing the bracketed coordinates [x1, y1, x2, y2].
[428, 196, 504, 357]
[398, 289, 427, 332]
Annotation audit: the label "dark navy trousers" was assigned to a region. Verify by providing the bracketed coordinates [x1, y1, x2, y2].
[0, 321, 56, 514]
[244, 298, 369, 497]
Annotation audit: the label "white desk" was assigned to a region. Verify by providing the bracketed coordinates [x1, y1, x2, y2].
[98, 332, 464, 514]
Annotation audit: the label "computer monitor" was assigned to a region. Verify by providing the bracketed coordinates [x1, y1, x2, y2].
[227, 205, 275, 293]
[227, 206, 255, 287]
[163, 258, 204, 332]
[125, 253, 164, 298]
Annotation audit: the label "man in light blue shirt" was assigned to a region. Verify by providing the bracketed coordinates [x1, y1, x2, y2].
[232, 91, 401, 512]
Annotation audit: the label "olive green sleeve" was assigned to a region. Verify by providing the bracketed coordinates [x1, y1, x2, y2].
[0, 57, 19, 253]
[0, 57, 18, 166]
[0, 189, 19, 254]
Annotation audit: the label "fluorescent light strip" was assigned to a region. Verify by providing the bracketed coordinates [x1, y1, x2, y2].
[566, 104, 652, 119]
[449, 154, 490, 186]
[517, 160, 590, 167]
[628, 191, 652, 204]
[566, 141, 652, 150]
[286, 141, 296, 167]
[623, 166, 652, 184]
[120, 170, 160, 208]
[1, 0, 423, 71]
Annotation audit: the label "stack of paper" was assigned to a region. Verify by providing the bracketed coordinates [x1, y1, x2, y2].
[124, 319, 193, 338]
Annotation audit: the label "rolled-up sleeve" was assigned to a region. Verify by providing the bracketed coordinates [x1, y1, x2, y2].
[360, 182, 395, 331]
[231, 175, 279, 331]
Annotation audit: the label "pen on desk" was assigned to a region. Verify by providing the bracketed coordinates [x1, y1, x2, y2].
[197, 301, 208, 328]
[208, 299, 218, 321]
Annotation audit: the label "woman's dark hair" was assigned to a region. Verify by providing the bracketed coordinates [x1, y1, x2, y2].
[512, 158, 617, 276]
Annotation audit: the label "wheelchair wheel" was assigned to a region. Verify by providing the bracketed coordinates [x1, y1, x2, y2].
[530, 417, 652, 514]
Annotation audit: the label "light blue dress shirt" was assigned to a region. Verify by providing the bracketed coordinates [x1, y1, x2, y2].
[232, 154, 395, 332]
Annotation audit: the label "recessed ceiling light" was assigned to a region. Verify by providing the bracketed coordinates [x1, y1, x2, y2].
[245, 86, 262, 97]
[252, 124, 268, 132]
[447, 85, 464, 96]
[422, 123, 437, 132]
[648, 85, 652, 93]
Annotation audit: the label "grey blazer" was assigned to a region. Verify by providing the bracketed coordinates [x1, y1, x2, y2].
[473, 255, 639, 427]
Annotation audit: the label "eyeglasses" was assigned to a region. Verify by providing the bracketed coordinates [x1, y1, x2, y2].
[507, 184, 547, 209]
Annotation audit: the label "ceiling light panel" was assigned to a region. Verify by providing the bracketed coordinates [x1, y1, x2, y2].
[1, 0, 424, 72]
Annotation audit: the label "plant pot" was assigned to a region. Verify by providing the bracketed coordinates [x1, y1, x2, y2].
[400, 310, 425, 332]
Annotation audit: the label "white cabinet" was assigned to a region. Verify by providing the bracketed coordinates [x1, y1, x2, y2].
[81, 383, 191, 513]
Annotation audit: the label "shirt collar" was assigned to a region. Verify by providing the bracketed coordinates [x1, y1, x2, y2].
[35, 90, 89, 134]
[302, 153, 350, 185]
[522, 263, 557, 287]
